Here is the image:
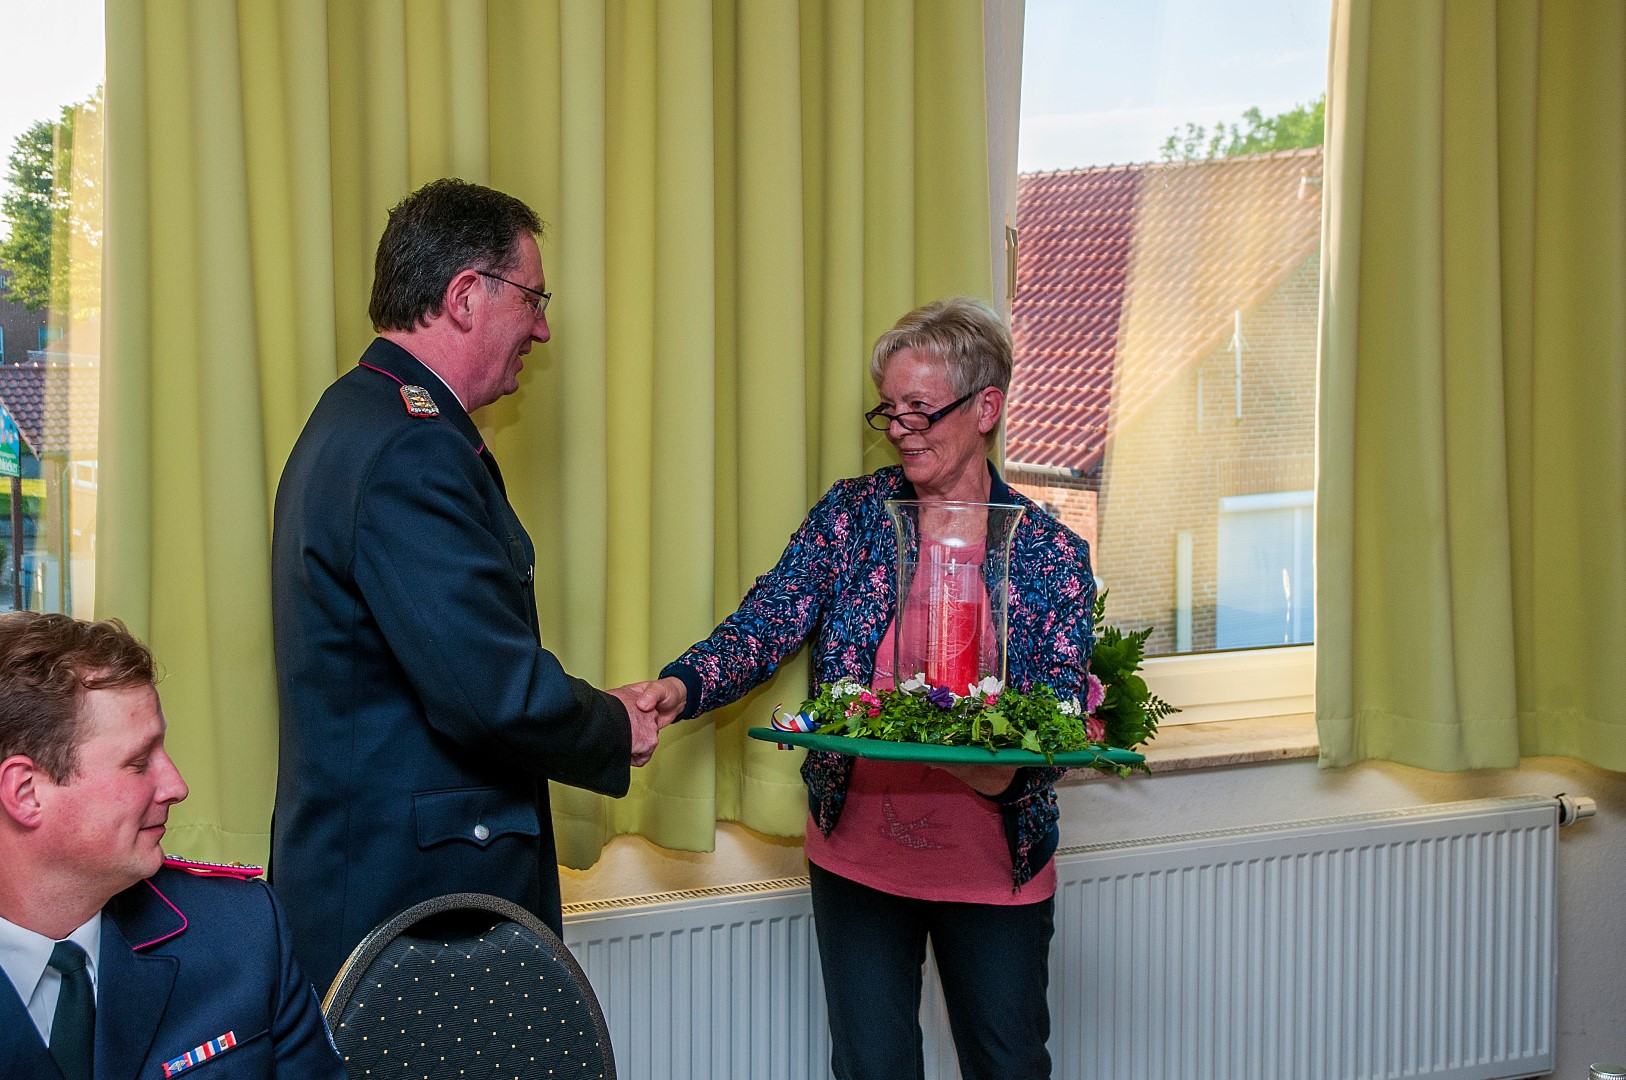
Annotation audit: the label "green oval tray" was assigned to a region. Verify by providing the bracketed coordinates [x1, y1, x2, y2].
[748, 727, 1145, 767]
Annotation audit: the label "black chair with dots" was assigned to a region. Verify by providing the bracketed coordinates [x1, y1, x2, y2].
[322, 893, 615, 1080]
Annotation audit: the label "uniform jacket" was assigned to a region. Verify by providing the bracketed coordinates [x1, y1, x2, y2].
[0, 865, 345, 1080]
[271, 338, 631, 994]
[662, 463, 1096, 887]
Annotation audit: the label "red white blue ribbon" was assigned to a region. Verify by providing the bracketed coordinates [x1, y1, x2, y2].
[162, 1031, 236, 1076]
[769, 705, 820, 749]
[771, 707, 820, 734]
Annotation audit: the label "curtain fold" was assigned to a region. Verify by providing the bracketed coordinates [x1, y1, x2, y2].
[101, 0, 993, 866]
[1317, 0, 1626, 770]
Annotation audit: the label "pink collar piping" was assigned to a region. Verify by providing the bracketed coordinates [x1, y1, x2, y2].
[131, 878, 188, 950]
[358, 361, 482, 455]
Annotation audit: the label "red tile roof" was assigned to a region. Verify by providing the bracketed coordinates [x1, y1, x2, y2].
[0, 360, 99, 457]
[1007, 147, 1323, 474]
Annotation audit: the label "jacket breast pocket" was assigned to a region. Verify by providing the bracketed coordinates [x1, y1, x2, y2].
[412, 787, 540, 850]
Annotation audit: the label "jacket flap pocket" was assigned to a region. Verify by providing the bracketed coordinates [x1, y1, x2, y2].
[412, 788, 539, 850]
[507, 536, 534, 583]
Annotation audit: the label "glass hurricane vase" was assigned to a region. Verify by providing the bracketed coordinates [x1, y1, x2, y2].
[884, 499, 1025, 695]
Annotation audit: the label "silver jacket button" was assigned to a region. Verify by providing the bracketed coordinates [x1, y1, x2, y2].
[473, 824, 490, 841]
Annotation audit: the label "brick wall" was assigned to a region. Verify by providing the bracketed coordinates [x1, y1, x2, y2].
[1089, 255, 1319, 654]
[1006, 470, 1099, 553]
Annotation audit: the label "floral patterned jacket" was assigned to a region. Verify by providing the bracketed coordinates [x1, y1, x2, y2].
[662, 462, 1096, 888]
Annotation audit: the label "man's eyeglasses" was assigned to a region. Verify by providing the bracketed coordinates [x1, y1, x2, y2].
[864, 390, 980, 432]
[477, 270, 551, 317]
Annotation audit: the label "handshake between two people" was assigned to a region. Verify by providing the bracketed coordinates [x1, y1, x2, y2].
[606, 677, 689, 767]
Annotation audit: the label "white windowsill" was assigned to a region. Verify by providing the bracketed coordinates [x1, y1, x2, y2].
[1064, 712, 1318, 783]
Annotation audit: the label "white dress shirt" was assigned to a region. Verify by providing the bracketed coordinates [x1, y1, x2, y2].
[0, 911, 101, 1044]
[418, 359, 467, 413]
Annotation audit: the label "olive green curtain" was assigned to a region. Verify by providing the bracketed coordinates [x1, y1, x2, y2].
[1317, 0, 1626, 769]
[100, 0, 993, 866]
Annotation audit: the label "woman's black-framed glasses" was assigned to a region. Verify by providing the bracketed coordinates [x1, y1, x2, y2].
[477, 270, 551, 317]
[864, 390, 980, 432]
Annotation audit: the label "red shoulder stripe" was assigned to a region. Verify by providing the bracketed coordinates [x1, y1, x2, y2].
[161, 855, 264, 881]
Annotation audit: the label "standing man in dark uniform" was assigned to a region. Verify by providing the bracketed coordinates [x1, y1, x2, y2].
[271, 179, 662, 995]
[0, 613, 345, 1080]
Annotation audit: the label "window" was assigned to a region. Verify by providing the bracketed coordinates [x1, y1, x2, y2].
[1008, 0, 1329, 720]
[1215, 490, 1313, 649]
[0, 1, 104, 616]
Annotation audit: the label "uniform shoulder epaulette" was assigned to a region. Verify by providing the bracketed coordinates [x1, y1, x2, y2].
[162, 855, 264, 881]
[399, 384, 440, 417]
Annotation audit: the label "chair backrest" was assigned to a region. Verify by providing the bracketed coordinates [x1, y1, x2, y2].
[322, 892, 615, 1080]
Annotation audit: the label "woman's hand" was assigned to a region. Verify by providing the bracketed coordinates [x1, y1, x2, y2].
[930, 763, 1019, 796]
[634, 676, 689, 727]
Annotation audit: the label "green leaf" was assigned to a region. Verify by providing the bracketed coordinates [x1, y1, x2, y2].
[795, 597, 1176, 766]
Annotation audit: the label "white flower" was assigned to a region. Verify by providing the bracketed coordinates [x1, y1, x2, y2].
[900, 673, 928, 693]
[1058, 698, 1081, 716]
[839, 679, 878, 705]
[975, 675, 1004, 697]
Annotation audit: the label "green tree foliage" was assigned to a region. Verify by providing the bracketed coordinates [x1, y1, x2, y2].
[0, 86, 103, 317]
[1160, 93, 1325, 162]
[0, 121, 60, 310]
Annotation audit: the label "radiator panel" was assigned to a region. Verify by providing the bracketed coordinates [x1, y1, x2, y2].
[563, 796, 1558, 1080]
[1052, 800, 1556, 1080]
[566, 885, 834, 1080]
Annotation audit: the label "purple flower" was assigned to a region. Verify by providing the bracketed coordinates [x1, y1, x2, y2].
[926, 686, 956, 709]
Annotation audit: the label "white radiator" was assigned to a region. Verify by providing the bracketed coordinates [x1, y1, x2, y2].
[562, 795, 1559, 1080]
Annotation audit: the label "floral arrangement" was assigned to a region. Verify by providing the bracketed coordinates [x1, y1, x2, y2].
[776, 592, 1176, 772]
[1084, 591, 1178, 750]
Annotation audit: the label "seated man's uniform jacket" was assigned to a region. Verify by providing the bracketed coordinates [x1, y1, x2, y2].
[0, 862, 345, 1079]
[270, 338, 632, 994]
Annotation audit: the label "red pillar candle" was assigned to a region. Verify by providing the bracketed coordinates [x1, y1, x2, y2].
[925, 554, 982, 694]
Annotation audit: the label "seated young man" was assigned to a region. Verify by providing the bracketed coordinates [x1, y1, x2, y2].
[0, 612, 345, 1080]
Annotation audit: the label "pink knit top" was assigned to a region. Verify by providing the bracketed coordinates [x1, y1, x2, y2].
[802, 616, 1058, 904]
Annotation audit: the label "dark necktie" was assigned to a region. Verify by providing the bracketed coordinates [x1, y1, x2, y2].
[48, 940, 94, 1080]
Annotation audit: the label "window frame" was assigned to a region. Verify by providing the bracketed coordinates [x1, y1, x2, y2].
[988, 8, 1322, 731]
[1141, 643, 1313, 726]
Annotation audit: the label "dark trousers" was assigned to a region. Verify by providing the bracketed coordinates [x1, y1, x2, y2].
[808, 861, 1055, 1080]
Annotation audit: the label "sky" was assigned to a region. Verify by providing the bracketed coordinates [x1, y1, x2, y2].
[0, 0, 103, 238]
[0, 0, 1330, 230]
[1020, 0, 1332, 172]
